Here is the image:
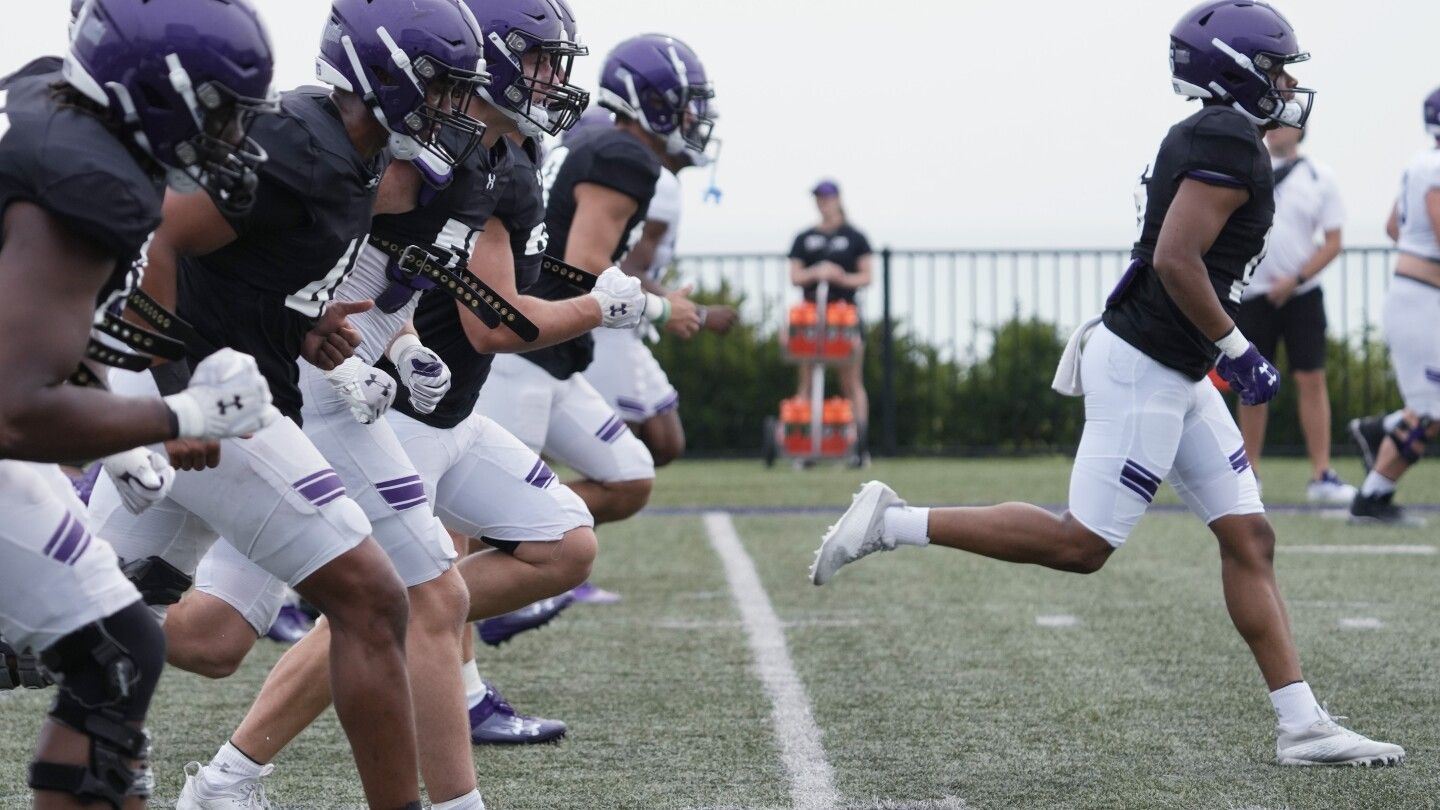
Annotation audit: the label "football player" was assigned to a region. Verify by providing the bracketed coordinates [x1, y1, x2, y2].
[1345, 87, 1440, 526]
[475, 33, 710, 603]
[84, 1, 489, 807]
[583, 104, 738, 469]
[0, 0, 278, 805]
[810, 0, 1404, 767]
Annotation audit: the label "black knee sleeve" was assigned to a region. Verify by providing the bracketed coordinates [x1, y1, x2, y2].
[120, 555, 193, 606]
[1389, 417, 1433, 465]
[28, 601, 166, 808]
[481, 536, 521, 555]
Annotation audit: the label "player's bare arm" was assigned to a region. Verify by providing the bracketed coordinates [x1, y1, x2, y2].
[0, 202, 176, 461]
[620, 219, 671, 295]
[457, 216, 601, 354]
[1151, 178, 1250, 340]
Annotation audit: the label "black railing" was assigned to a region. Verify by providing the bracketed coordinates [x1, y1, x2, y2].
[672, 247, 1402, 456]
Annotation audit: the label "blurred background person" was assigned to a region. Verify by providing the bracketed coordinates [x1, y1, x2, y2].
[788, 180, 873, 465]
[1234, 125, 1352, 504]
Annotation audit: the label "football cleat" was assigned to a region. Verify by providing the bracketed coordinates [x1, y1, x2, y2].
[477, 593, 575, 647]
[263, 603, 313, 645]
[1305, 470, 1357, 506]
[810, 481, 906, 586]
[1276, 708, 1405, 767]
[469, 682, 568, 745]
[1349, 491, 1423, 527]
[1348, 416, 1387, 473]
[569, 581, 622, 605]
[176, 760, 275, 809]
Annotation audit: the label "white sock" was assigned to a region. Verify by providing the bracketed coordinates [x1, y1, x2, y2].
[205, 740, 263, 789]
[1360, 470, 1397, 498]
[1382, 410, 1406, 432]
[461, 659, 485, 707]
[1270, 681, 1321, 733]
[432, 788, 486, 810]
[882, 506, 931, 547]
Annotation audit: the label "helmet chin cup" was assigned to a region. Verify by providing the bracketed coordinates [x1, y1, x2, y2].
[388, 131, 422, 161]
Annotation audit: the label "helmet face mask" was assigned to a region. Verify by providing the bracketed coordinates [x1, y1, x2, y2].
[1169, 1, 1315, 130]
[65, 0, 279, 215]
[1424, 87, 1440, 137]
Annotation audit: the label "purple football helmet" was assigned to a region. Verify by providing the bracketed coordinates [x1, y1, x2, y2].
[1424, 87, 1440, 137]
[463, 0, 590, 137]
[597, 34, 717, 165]
[316, 0, 489, 172]
[1169, 1, 1313, 129]
[64, 0, 279, 215]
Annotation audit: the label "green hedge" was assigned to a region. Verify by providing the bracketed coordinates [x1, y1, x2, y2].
[652, 287, 1401, 456]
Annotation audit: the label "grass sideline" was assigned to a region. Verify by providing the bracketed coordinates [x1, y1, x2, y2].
[0, 457, 1435, 809]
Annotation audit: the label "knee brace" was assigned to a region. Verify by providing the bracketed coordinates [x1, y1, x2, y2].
[120, 554, 193, 606]
[1389, 417, 1434, 465]
[0, 637, 53, 689]
[28, 601, 165, 809]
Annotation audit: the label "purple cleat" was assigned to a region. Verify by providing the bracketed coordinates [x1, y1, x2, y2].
[569, 581, 621, 605]
[469, 682, 567, 745]
[477, 593, 574, 647]
[265, 603, 314, 644]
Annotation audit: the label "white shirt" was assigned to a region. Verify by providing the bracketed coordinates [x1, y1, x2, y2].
[644, 168, 682, 281]
[1245, 155, 1344, 299]
[1396, 147, 1440, 262]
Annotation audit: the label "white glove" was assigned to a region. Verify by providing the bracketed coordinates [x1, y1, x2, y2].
[589, 267, 647, 328]
[164, 349, 281, 440]
[389, 333, 451, 415]
[325, 356, 398, 424]
[101, 447, 175, 515]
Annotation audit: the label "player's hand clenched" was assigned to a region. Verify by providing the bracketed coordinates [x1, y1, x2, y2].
[326, 356, 399, 424]
[102, 447, 175, 514]
[164, 349, 281, 440]
[388, 334, 451, 415]
[661, 286, 702, 339]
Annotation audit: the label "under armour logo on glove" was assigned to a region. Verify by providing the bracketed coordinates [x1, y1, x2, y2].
[325, 357, 397, 425]
[216, 395, 244, 415]
[364, 373, 394, 398]
[1216, 344, 1282, 406]
[609, 304, 627, 318]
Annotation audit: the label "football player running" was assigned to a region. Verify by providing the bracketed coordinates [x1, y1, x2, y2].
[583, 105, 738, 469]
[1345, 87, 1440, 526]
[475, 33, 711, 602]
[85, 1, 489, 807]
[810, 0, 1404, 767]
[0, 0, 279, 806]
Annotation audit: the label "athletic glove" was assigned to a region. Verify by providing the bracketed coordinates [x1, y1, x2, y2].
[164, 349, 281, 440]
[101, 447, 175, 515]
[325, 356, 398, 425]
[589, 267, 648, 328]
[389, 334, 451, 415]
[1214, 328, 1281, 406]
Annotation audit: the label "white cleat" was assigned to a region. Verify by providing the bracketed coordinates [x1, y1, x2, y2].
[176, 760, 275, 809]
[1306, 473, 1357, 507]
[810, 481, 905, 585]
[1275, 708, 1405, 767]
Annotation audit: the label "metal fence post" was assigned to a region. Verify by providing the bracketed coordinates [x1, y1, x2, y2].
[880, 247, 897, 457]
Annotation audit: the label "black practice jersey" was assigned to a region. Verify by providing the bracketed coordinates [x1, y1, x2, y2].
[521, 125, 660, 380]
[788, 224, 873, 304]
[177, 87, 385, 420]
[1103, 105, 1274, 380]
[0, 59, 162, 304]
[380, 137, 520, 429]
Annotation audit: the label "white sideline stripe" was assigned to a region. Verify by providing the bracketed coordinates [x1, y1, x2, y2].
[1278, 544, 1436, 555]
[1035, 614, 1079, 628]
[703, 512, 841, 810]
[1340, 617, 1384, 629]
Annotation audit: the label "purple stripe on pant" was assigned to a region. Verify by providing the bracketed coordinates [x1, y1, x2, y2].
[295, 471, 346, 507]
[377, 475, 427, 511]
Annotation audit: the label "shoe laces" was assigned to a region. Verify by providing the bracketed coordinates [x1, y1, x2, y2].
[238, 764, 275, 808]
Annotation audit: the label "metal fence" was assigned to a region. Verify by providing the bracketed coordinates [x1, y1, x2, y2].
[674, 246, 1403, 455]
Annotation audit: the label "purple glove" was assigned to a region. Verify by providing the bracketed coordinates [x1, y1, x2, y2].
[1216, 343, 1281, 406]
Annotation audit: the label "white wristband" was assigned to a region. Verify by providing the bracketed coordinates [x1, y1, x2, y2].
[162, 393, 203, 439]
[1214, 327, 1250, 360]
[387, 332, 422, 366]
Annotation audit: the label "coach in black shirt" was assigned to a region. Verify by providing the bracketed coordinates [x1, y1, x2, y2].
[788, 179, 873, 464]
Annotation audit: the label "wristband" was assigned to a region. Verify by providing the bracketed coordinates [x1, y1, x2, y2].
[162, 394, 201, 439]
[644, 293, 671, 327]
[696, 305, 709, 328]
[387, 333, 423, 366]
[1214, 327, 1250, 360]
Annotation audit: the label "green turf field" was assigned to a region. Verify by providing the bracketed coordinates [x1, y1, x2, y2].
[1, 457, 1436, 809]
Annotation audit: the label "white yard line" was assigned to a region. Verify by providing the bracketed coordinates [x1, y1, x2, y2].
[703, 512, 841, 810]
[1278, 544, 1436, 555]
[1035, 614, 1079, 628]
[1339, 617, 1385, 630]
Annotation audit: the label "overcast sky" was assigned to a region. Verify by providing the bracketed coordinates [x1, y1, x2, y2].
[7, 0, 1439, 254]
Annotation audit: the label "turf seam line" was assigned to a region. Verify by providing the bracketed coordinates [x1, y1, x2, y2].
[703, 511, 841, 810]
[648, 503, 1440, 517]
